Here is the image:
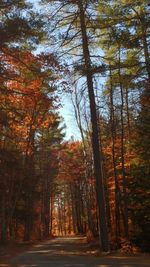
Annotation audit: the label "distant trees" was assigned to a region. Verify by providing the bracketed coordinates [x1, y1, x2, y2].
[53, 141, 98, 237]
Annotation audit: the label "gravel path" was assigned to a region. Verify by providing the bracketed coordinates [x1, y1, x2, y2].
[11, 236, 150, 267]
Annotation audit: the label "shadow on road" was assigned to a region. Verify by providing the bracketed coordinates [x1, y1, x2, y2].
[11, 237, 150, 267]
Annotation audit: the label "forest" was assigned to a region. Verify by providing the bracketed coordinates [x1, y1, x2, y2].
[0, 0, 149, 254]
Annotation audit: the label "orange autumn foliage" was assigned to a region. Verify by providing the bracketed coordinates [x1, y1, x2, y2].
[0, 49, 58, 153]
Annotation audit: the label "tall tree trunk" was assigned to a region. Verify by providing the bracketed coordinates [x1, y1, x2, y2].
[24, 126, 35, 241]
[109, 64, 121, 242]
[118, 47, 129, 239]
[50, 194, 53, 235]
[1, 190, 7, 243]
[77, 0, 109, 251]
[125, 87, 131, 140]
[70, 184, 77, 234]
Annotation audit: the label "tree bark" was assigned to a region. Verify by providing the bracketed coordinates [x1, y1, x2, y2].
[109, 64, 121, 242]
[118, 47, 129, 239]
[77, 0, 109, 251]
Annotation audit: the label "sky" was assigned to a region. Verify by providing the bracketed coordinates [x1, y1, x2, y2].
[59, 94, 81, 141]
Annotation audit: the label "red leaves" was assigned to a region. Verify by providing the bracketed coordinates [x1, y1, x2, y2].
[57, 141, 85, 183]
[0, 48, 60, 153]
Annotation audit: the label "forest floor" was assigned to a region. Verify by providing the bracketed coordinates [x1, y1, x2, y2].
[0, 236, 150, 267]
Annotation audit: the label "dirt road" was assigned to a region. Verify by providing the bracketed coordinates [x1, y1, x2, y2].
[11, 236, 150, 267]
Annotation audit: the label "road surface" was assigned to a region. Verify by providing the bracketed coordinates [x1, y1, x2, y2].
[11, 236, 150, 267]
